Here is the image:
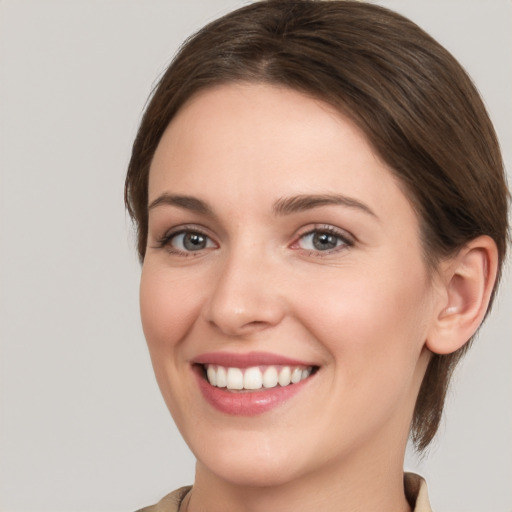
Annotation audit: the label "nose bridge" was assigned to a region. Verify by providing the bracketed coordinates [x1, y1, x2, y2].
[204, 236, 285, 336]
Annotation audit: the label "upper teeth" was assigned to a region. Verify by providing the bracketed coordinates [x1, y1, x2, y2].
[205, 364, 313, 390]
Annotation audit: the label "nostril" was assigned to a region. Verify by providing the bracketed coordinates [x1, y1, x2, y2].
[207, 317, 277, 337]
[246, 320, 269, 328]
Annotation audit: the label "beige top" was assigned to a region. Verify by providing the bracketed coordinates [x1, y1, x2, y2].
[136, 472, 432, 512]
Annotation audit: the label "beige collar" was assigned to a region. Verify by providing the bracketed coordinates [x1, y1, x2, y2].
[404, 472, 432, 512]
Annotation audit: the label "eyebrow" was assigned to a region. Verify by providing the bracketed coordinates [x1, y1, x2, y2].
[272, 194, 378, 218]
[148, 192, 377, 219]
[148, 194, 213, 215]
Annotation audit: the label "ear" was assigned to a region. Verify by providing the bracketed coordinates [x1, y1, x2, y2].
[426, 235, 499, 355]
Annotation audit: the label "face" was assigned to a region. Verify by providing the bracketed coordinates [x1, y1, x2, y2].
[141, 83, 436, 488]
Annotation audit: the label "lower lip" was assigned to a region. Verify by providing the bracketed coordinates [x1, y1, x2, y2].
[194, 366, 312, 416]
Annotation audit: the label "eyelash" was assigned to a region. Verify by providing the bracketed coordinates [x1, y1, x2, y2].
[154, 224, 354, 257]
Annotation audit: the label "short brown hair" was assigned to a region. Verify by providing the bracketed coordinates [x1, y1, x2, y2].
[125, 0, 509, 451]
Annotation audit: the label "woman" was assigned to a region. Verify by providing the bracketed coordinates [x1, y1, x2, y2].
[125, 1, 509, 511]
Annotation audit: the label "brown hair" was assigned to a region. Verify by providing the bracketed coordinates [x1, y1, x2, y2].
[125, 0, 509, 451]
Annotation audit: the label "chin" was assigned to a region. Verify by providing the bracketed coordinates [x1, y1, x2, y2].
[187, 427, 314, 488]
[200, 450, 306, 488]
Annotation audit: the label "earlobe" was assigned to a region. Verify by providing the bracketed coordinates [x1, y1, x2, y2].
[426, 236, 499, 355]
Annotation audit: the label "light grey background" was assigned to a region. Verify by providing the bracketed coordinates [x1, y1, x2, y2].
[0, 1, 510, 511]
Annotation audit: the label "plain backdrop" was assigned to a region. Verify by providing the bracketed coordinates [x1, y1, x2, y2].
[0, 1, 510, 511]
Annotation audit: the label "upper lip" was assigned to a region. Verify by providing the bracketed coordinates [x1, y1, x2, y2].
[193, 351, 317, 368]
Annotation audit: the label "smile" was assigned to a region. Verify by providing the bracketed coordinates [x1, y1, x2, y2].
[193, 352, 319, 415]
[204, 364, 314, 391]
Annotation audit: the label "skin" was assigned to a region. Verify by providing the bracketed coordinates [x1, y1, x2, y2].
[140, 82, 453, 512]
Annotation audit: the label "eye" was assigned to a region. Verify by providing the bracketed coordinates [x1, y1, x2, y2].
[158, 228, 217, 254]
[294, 226, 353, 253]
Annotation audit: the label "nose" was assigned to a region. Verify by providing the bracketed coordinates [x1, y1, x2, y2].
[203, 246, 287, 337]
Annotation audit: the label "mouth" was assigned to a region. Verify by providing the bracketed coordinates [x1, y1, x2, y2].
[199, 363, 317, 391]
[192, 352, 319, 415]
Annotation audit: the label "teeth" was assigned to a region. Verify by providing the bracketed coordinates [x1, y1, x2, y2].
[263, 366, 278, 388]
[216, 366, 227, 388]
[291, 367, 302, 384]
[244, 367, 263, 390]
[205, 364, 313, 391]
[226, 367, 244, 390]
[206, 365, 217, 386]
[278, 366, 291, 386]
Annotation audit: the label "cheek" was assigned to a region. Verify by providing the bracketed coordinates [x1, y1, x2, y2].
[139, 264, 203, 353]
[139, 263, 207, 423]
[293, 262, 431, 375]
[291, 265, 432, 441]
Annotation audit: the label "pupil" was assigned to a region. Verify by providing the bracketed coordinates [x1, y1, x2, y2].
[313, 232, 337, 250]
[184, 233, 206, 251]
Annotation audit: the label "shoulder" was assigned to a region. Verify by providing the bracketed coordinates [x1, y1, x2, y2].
[135, 486, 192, 512]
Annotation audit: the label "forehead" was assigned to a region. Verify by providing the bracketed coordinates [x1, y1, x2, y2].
[148, 82, 416, 225]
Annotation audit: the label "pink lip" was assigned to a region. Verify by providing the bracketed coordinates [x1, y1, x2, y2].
[192, 351, 318, 416]
[194, 368, 312, 416]
[193, 351, 314, 368]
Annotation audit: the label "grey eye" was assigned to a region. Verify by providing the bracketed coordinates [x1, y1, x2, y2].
[299, 231, 345, 251]
[171, 231, 214, 251]
[312, 232, 340, 250]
